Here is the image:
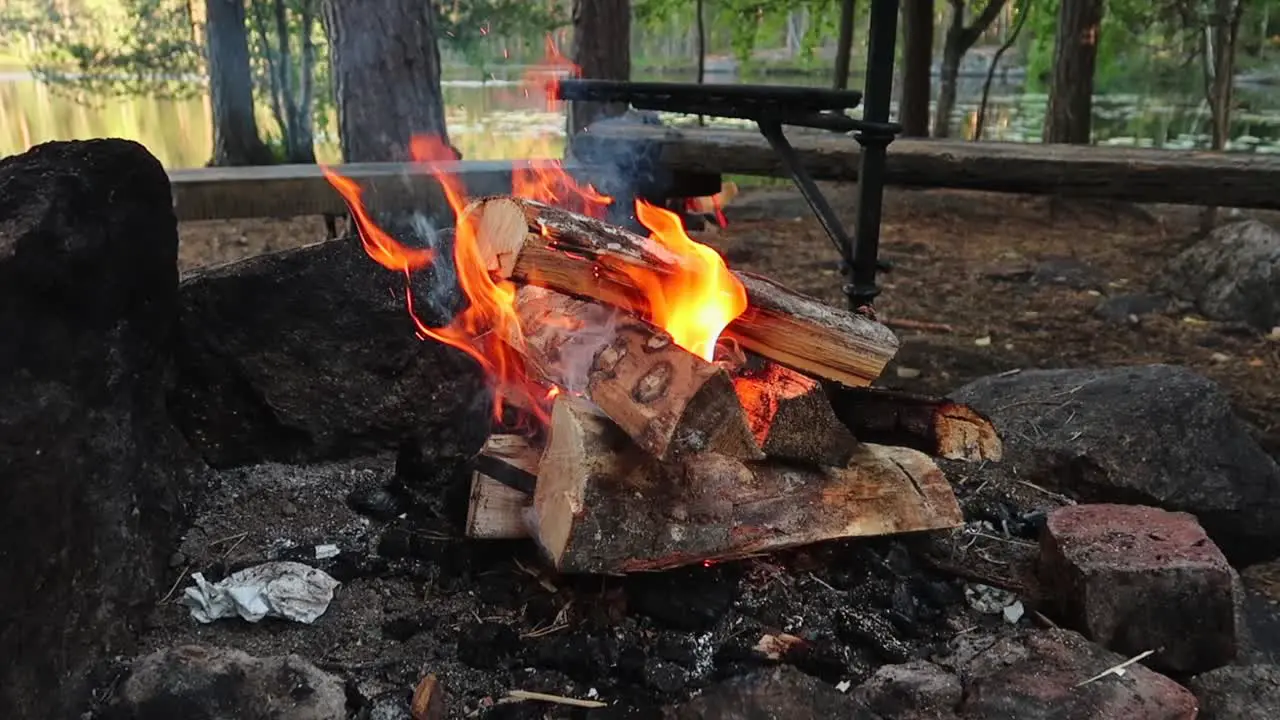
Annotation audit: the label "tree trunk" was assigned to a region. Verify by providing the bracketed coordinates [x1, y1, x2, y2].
[1043, 0, 1104, 144]
[322, 0, 451, 162]
[900, 0, 934, 136]
[933, 1, 964, 138]
[568, 0, 631, 135]
[205, 0, 273, 166]
[833, 0, 857, 90]
[933, 0, 1008, 139]
[1208, 0, 1244, 152]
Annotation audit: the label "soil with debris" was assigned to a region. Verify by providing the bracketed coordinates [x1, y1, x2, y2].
[148, 186, 1280, 717]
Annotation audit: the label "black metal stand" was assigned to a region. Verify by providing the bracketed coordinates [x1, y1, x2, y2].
[849, 0, 901, 309]
[556, 0, 902, 312]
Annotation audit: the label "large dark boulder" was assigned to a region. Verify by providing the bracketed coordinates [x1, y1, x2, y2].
[170, 234, 490, 468]
[950, 365, 1280, 563]
[0, 140, 198, 718]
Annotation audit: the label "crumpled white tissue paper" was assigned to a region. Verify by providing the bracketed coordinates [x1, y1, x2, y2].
[181, 560, 340, 624]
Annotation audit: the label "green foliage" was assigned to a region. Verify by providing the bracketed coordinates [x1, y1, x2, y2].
[5, 0, 204, 101]
[436, 0, 569, 71]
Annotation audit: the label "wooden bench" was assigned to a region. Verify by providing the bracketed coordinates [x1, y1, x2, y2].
[570, 124, 1280, 211]
[166, 160, 720, 224]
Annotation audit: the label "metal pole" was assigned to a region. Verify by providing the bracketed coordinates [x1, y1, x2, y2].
[848, 0, 901, 311]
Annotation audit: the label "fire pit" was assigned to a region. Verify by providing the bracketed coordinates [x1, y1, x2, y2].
[319, 131, 1002, 578]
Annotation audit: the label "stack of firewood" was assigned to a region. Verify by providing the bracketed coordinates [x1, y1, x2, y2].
[462, 196, 1002, 575]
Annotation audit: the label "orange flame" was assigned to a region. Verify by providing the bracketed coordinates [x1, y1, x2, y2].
[320, 35, 746, 429]
[624, 199, 748, 362]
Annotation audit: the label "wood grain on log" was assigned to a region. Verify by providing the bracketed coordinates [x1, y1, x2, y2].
[570, 124, 1280, 211]
[827, 386, 1003, 462]
[512, 285, 761, 462]
[466, 196, 900, 387]
[466, 434, 541, 539]
[530, 395, 963, 574]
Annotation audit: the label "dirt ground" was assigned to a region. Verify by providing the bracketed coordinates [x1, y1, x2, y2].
[176, 184, 1280, 458]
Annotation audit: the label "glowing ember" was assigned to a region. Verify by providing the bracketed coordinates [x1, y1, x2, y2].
[623, 199, 748, 362]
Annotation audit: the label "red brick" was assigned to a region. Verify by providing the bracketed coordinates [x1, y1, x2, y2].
[1040, 503, 1238, 675]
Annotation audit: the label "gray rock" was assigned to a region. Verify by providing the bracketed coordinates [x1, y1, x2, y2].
[1164, 219, 1280, 331]
[0, 139, 201, 718]
[170, 235, 490, 468]
[1189, 664, 1280, 719]
[941, 629, 1197, 719]
[109, 645, 347, 720]
[664, 665, 881, 719]
[1093, 293, 1172, 324]
[951, 365, 1280, 563]
[1041, 504, 1238, 675]
[852, 660, 963, 719]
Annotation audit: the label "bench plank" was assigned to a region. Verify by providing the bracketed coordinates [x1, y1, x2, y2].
[570, 124, 1280, 211]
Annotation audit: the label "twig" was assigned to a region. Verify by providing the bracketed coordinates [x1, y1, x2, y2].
[807, 572, 841, 595]
[159, 562, 193, 604]
[502, 690, 607, 708]
[1015, 479, 1077, 505]
[1074, 649, 1156, 687]
[882, 317, 955, 333]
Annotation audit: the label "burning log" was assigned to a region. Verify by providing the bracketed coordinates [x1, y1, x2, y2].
[733, 361, 858, 467]
[466, 434, 540, 539]
[467, 196, 900, 388]
[528, 395, 963, 574]
[511, 285, 763, 462]
[827, 387, 1003, 462]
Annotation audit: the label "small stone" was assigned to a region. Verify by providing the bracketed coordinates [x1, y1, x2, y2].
[973, 336, 992, 347]
[1040, 504, 1238, 674]
[346, 485, 407, 521]
[112, 645, 346, 720]
[1188, 664, 1280, 720]
[667, 666, 878, 719]
[1211, 352, 1232, 363]
[942, 628, 1197, 719]
[853, 660, 962, 720]
[895, 366, 922, 379]
[169, 551, 187, 569]
[643, 658, 689, 694]
[280, 501, 298, 517]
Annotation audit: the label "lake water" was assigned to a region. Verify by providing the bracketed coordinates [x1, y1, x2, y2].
[2, 67, 1279, 168]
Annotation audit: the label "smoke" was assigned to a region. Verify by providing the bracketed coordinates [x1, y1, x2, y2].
[377, 210, 464, 329]
[515, 286, 625, 396]
[567, 110, 669, 233]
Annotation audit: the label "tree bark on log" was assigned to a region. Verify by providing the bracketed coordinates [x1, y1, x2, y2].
[530, 396, 963, 574]
[826, 386, 1003, 461]
[511, 286, 762, 462]
[467, 196, 901, 387]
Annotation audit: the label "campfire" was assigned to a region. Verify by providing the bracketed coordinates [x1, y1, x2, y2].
[320, 133, 1002, 576]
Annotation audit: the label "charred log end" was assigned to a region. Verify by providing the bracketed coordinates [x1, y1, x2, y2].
[674, 370, 765, 461]
[936, 403, 1005, 462]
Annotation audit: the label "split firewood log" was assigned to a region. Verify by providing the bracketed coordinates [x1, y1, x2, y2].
[466, 434, 541, 539]
[525, 395, 963, 574]
[465, 195, 900, 388]
[825, 386, 1003, 462]
[731, 359, 858, 466]
[509, 285, 762, 462]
